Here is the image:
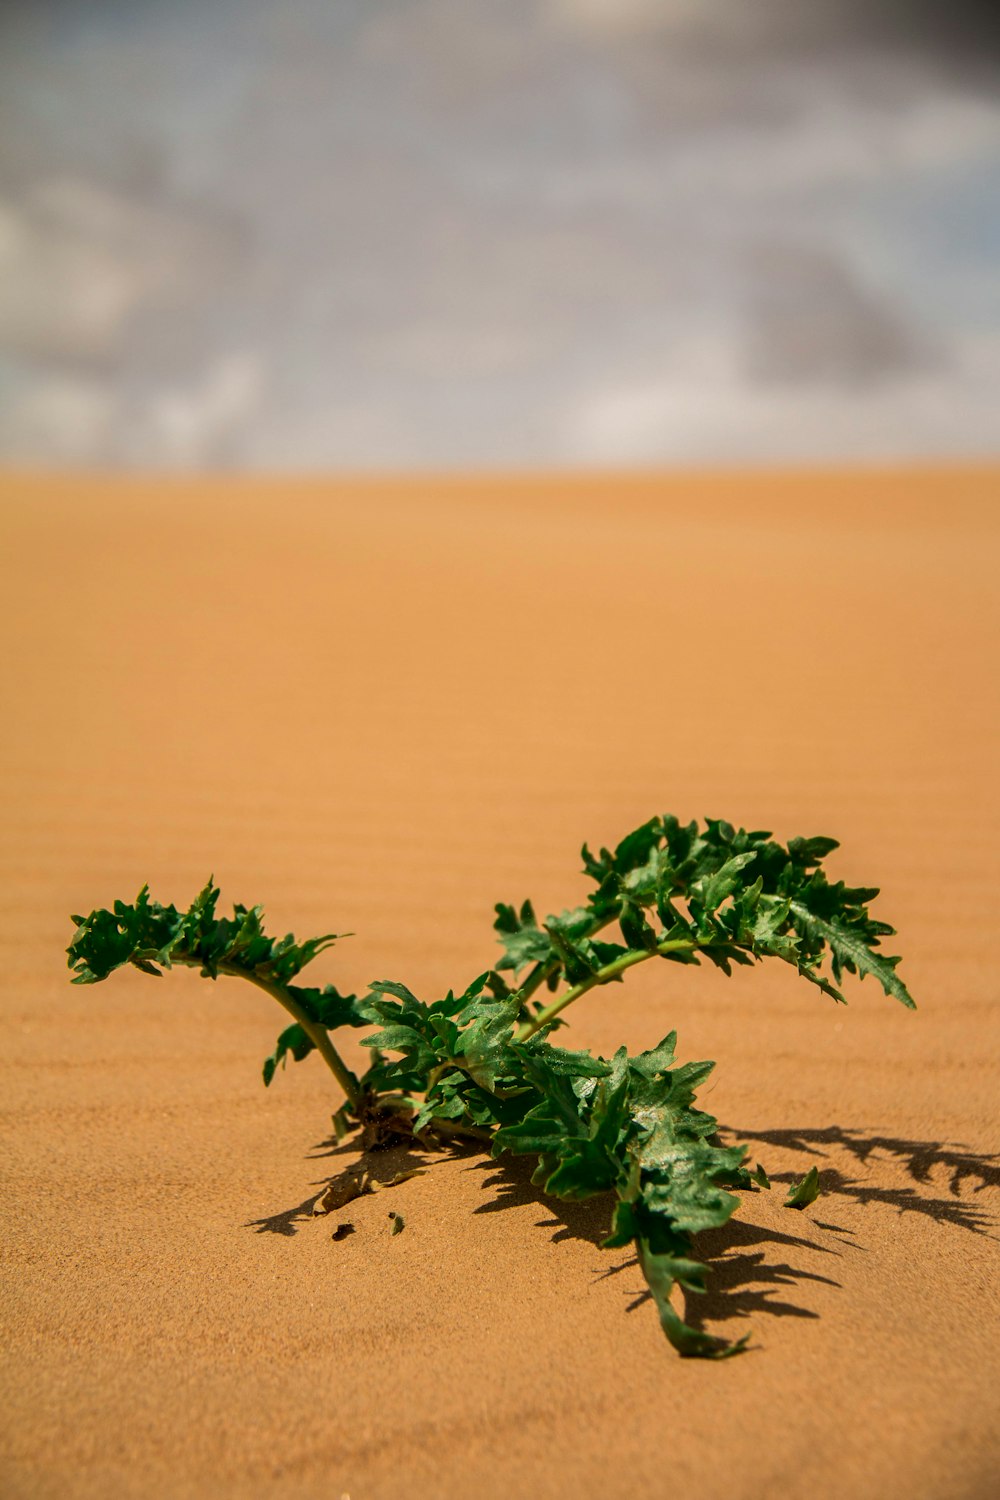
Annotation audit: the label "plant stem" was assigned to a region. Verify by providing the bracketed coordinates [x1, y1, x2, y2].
[515, 937, 699, 1042]
[422, 1117, 494, 1144]
[155, 953, 361, 1107]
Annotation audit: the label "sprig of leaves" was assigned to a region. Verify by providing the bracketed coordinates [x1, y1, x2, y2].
[67, 880, 370, 1103]
[67, 814, 915, 1357]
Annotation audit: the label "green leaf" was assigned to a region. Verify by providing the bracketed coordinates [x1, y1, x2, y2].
[262, 1022, 313, 1086]
[455, 997, 520, 1090]
[619, 900, 658, 953]
[788, 835, 840, 865]
[784, 1166, 822, 1209]
[367, 978, 422, 1007]
[543, 909, 605, 984]
[636, 1239, 747, 1359]
[612, 818, 663, 874]
[788, 901, 915, 1009]
[521, 1042, 611, 1079]
[66, 880, 348, 989]
[492, 1070, 587, 1159]
[623, 1031, 678, 1081]
[493, 901, 553, 974]
[691, 851, 759, 916]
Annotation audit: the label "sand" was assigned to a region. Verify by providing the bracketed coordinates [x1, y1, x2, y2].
[1, 469, 998, 1500]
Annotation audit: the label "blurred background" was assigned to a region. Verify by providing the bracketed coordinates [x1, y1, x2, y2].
[1, 0, 998, 470]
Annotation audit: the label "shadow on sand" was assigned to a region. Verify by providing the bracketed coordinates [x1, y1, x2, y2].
[728, 1124, 999, 1237]
[466, 1151, 845, 1334]
[247, 1123, 998, 1337]
[246, 1136, 431, 1237]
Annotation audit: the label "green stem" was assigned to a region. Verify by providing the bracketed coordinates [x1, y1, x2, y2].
[515, 937, 699, 1042]
[515, 959, 557, 1009]
[155, 953, 361, 1108]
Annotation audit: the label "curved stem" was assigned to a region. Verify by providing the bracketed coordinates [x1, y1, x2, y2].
[515, 937, 699, 1042]
[156, 953, 361, 1107]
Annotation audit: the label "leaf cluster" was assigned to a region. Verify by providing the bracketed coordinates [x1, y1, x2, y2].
[67, 814, 915, 1357]
[66, 880, 370, 1086]
[495, 815, 913, 1011]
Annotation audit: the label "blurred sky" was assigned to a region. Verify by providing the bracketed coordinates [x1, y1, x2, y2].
[1, 0, 998, 469]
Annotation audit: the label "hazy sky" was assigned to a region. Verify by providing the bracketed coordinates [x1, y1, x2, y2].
[1, 0, 998, 467]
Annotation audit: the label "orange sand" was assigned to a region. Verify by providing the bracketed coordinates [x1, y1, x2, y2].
[1, 470, 998, 1500]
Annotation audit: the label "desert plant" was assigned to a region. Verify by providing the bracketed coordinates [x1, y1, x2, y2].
[67, 815, 914, 1357]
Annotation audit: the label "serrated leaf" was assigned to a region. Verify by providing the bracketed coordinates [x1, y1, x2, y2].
[66, 880, 349, 991]
[629, 1031, 678, 1080]
[692, 851, 759, 916]
[788, 902, 915, 1009]
[612, 817, 663, 873]
[493, 902, 553, 974]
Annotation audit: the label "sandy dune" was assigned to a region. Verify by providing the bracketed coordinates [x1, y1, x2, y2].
[2, 470, 998, 1500]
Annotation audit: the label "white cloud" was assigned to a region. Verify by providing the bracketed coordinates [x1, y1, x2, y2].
[565, 332, 1000, 464]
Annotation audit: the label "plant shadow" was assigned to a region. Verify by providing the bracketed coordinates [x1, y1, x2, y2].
[246, 1135, 434, 1236]
[467, 1151, 843, 1335]
[620, 1218, 846, 1333]
[247, 1122, 998, 1339]
[726, 1125, 1000, 1238]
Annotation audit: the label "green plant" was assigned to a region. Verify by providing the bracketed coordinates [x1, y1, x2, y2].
[67, 815, 915, 1357]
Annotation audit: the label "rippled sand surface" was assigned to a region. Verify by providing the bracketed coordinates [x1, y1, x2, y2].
[2, 470, 998, 1499]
